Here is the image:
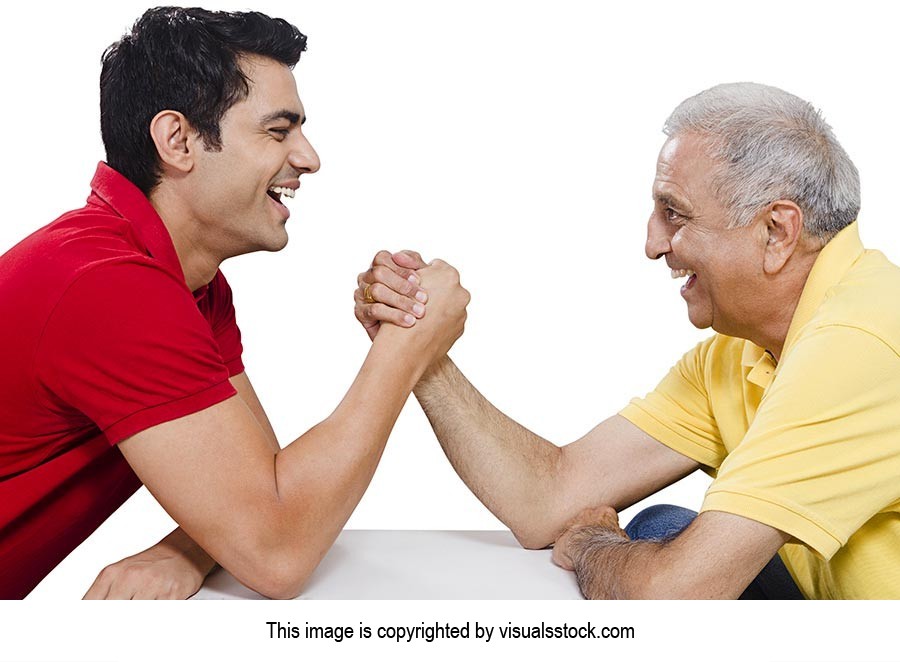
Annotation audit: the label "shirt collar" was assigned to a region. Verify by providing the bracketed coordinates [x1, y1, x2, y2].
[741, 221, 864, 391]
[742, 342, 776, 389]
[88, 162, 188, 286]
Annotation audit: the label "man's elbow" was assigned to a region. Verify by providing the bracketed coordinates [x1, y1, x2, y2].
[512, 527, 553, 551]
[223, 511, 323, 599]
[241, 552, 318, 600]
[509, 504, 569, 550]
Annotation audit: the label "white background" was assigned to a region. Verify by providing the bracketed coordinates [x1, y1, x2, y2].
[1, 0, 898, 657]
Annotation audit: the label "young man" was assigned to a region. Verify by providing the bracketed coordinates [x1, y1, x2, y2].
[0, 7, 469, 599]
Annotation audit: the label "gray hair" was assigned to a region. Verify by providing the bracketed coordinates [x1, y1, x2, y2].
[663, 82, 860, 242]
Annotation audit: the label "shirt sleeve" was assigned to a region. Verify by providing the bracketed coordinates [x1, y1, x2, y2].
[701, 324, 900, 560]
[202, 270, 244, 376]
[35, 260, 238, 444]
[619, 336, 726, 469]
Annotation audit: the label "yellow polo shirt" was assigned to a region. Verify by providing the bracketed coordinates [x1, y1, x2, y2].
[620, 222, 900, 599]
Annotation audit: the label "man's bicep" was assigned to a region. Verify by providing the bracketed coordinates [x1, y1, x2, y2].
[230, 371, 280, 451]
[559, 415, 700, 511]
[660, 510, 790, 598]
[117, 395, 279, 581]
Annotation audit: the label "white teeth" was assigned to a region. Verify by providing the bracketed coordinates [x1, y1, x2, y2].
[268, 186, 296, 198]
[670, 268, 696, 279]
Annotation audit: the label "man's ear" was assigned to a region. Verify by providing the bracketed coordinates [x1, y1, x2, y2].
[149, 110, 197, 174]
[763, 200, 804, 274]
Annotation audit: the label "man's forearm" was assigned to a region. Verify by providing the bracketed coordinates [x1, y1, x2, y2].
[259, 325, 436, 593]
[567, 526, 663, 599]
[414, 357, 565, 548]
[566, 514, 774, 600]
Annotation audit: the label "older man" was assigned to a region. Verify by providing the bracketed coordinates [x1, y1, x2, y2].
[356, 83, 900, 599]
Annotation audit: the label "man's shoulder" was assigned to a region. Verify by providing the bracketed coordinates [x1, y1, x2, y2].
[815, 248, 900, 351]
[24, 202, 143, 262]
[1, 203, 180, 311]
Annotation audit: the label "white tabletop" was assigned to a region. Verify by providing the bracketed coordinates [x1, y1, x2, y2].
[193, 530, 583, 599]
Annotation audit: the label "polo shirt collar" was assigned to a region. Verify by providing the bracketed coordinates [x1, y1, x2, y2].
[89, 162, 190, 289]
[741, 221, 864, 391]
[742, 342, 776, 389]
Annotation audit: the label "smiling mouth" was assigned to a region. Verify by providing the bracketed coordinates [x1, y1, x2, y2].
[266, 186, 296, 203]
[670, 268, 697, 293]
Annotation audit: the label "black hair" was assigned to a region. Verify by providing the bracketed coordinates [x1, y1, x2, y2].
[100, 6, 307, 194]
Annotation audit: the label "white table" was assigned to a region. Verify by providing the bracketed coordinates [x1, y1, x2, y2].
[193, 530, 583, 599]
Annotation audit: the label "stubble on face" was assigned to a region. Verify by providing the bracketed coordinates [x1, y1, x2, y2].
[188, 56, 313, 258]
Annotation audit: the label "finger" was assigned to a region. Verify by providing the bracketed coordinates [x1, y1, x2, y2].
[356, 272, 425, 313]
[392, 250, 427, 270]
[372, 265, 427, 302]
[83, 572, 113, 600]
[567, 506, 609, 529]
[104, 580, 138, 600]
[368, 282, 426, 318]
[359, 302, 416, 328]
[133, 584, 168, 600]
[551, 542, 574, 571]
[354, 284, 410, 321]
[372, 250, 421, 284]
[357, 270, 374, 288]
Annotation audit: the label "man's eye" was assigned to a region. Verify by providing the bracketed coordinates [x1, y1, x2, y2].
[665, 208, 682, 223]
[269, 128, 290, 140]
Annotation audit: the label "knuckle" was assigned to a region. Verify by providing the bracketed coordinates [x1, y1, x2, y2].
[372, 265, 392, 282]
[374, 250, 392, 264]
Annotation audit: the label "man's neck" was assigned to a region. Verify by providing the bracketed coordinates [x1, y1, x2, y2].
[149, 187, 222, 292]
[746, 305, 796, 363]
[743, 248, 820, 362]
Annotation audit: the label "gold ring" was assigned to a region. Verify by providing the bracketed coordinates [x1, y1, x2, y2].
[363, 284, 376, 303]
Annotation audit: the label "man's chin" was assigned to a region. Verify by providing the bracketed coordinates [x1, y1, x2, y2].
[685, 306, 712, 330]
[261, 228, 290, 253]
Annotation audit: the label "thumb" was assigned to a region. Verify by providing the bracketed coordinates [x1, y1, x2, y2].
[393, 250, 428, 270]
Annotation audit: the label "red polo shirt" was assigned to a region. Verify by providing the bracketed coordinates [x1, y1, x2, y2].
[0, 163, 244, 598]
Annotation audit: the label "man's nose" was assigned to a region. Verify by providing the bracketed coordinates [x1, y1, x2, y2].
[645, 213, 672, 260]
[289, 132, 321, 174]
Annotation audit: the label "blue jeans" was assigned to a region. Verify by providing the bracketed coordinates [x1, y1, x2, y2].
[625, 504, 804, 599]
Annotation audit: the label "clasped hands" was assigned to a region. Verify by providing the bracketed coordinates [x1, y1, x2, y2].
[353, 249, 438, 340]
[355, 250, 629, 570]
[354, 250, 470, 367]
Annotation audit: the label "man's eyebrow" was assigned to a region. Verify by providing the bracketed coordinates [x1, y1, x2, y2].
[260, 110, 305, 126]
[653, 191, 687, 210]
